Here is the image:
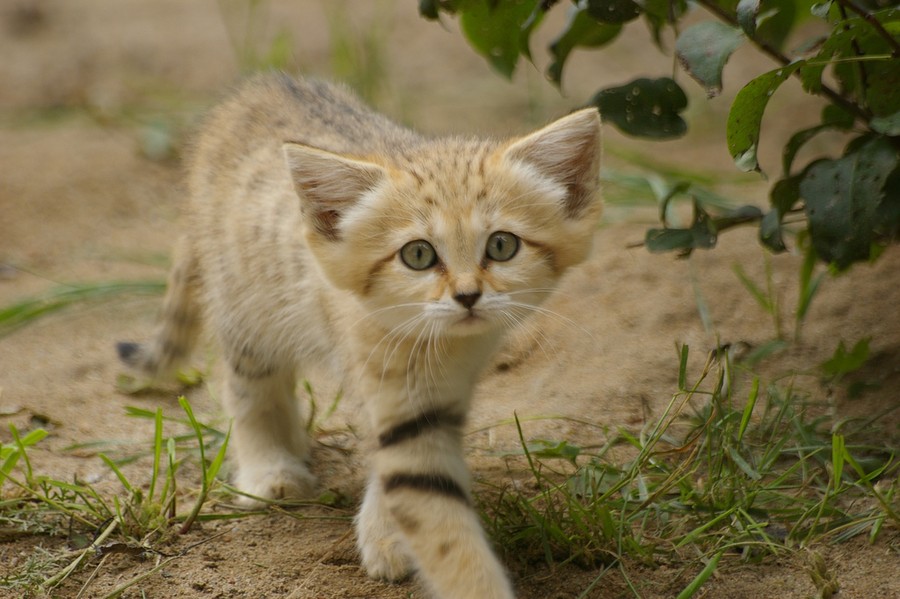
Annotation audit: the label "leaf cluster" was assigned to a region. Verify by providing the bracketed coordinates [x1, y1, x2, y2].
[421, 0, 900, 270]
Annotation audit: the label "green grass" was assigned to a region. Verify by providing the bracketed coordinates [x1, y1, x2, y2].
[0, 280, 165, 338]
[0, 388, 358, 596]
[0, 397, 233, 594]
[0, 211, 893, 597]
[478, 345, 898, 597]
[2, 273, 897, 597]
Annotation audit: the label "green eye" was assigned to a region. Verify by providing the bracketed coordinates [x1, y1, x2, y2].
[485, 231, 519, 262]
[400, 240, 437, 270]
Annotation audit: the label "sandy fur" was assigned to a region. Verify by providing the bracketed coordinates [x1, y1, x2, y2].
[119, 73, 602, 599]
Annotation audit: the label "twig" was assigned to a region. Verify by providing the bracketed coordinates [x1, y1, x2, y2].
[836, 2, 869, 113]
[694, 0, 872, 124]
[835, 0, 900, 57]
[42, 518, 119, 590]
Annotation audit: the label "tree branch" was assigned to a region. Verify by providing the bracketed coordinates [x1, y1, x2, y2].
[694, 0, 872, 124]
[835, 0, 900, 58]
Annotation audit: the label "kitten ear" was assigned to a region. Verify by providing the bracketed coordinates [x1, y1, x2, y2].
[502, 108, 601, 219]
[283, 143, 386, 240]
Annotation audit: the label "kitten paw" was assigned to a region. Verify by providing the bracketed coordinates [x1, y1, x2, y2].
[360, 538, 415, 582]
[234, 461, 317, 507]
[358, 529, 415, 581]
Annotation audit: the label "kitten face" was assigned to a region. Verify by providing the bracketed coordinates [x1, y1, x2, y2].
[347, 176, 564, 337]
[284, 108, 602, 338]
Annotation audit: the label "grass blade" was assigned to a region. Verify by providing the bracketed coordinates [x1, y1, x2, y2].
[737, 378, 759, 443]
[0, 281, 165, 338]
[147, 408, 163, 504]
[676, 550, 723, 599]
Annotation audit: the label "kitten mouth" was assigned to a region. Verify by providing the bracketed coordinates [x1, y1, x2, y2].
[454, 311, 491, 328]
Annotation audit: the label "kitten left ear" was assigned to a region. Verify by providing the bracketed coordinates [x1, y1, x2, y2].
[283, 143, 387, 241]
[502, 108, 601, 219]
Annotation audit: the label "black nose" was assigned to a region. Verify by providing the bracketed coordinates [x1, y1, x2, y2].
[453, 292, 481, 310]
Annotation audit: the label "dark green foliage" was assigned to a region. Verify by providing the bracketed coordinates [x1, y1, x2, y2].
[458, 0, 538, 78]
[548, 6, 622, 85]
[676, 21, 744, 97]
[726, 62, 806, 173]
[420, 0, 900, 270]
[800, 137, 899, 268]
[588, 77, 687, 139]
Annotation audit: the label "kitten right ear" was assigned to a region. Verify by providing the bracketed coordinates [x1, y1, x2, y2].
[283, 143, 386, 241]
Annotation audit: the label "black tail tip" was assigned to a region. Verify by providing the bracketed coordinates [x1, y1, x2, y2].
[116, 341, 141, 363]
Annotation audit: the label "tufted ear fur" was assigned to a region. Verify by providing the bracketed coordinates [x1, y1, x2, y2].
[502, 108, 602, 219]
[283, 143, 386, 241]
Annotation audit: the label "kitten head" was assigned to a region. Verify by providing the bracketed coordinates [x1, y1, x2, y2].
[283, 108, 602, 337]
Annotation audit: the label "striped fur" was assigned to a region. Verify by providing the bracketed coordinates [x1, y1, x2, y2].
[117, 74, 602, 599]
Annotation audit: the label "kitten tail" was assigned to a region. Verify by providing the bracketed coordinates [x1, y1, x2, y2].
[117, 236, 202, 378]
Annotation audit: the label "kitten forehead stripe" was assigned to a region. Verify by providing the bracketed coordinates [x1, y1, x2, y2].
[377, 408, 466, 449]
[382, 472, 469, 503]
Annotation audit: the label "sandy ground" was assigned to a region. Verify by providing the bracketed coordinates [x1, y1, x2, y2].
[1, 1, 898, 598]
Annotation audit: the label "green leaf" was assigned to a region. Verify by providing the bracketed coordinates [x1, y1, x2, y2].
[801, 8, 900, 108]
[864, 56, 900, 119]
[548, 5, 622, 86]
[419, 0, 441, 20]
[800, 137, 899, 268]
[1, 427, 48, 481]
[871, 110, 900, 136]
[755, 1, 805, 51]
[642, 0, 688, 46]
[874, 163, 900, 241]
[525, 439, 582, 464]
[676, 21, 745, 97]
[821, 338, 870, 377]
[810, 2, 833, 20]
[459, 0, 538, 78]
[419, 0, 461, 19]
[646, 201, 717, 254]
[589, 77, 688, 139]
[782, 123, 832, 177]
[821, 103, 855, 129]
[736, 0, 760, 36]
[646, 228, 702, 253]
[657, 180, 692, 223]
[726, 61, 805, 173]
[711, 204, 763, 230]
[761, 175, 801, 252]
[519, 2, 546, 62]
[759, 209, 786, 252]
[584, 0, 641, 25]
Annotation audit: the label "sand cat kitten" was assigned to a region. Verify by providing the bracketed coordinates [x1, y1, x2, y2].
[118, 74, 602, 599]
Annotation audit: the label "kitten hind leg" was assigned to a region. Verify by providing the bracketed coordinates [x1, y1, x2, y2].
[222, 361, 316, 506]
[117, 236, 201, 379]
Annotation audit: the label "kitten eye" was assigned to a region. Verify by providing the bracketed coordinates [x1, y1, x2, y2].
[399, 240, 438, 270]
[485, 231, 519, 262]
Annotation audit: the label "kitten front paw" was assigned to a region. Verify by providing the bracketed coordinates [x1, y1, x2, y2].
[233, 461, 317, 507]
[359, 533, 415, 582]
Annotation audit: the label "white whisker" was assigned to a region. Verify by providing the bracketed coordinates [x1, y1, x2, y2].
[347, 301, 430, 330]
[505, 301, 595, 341]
